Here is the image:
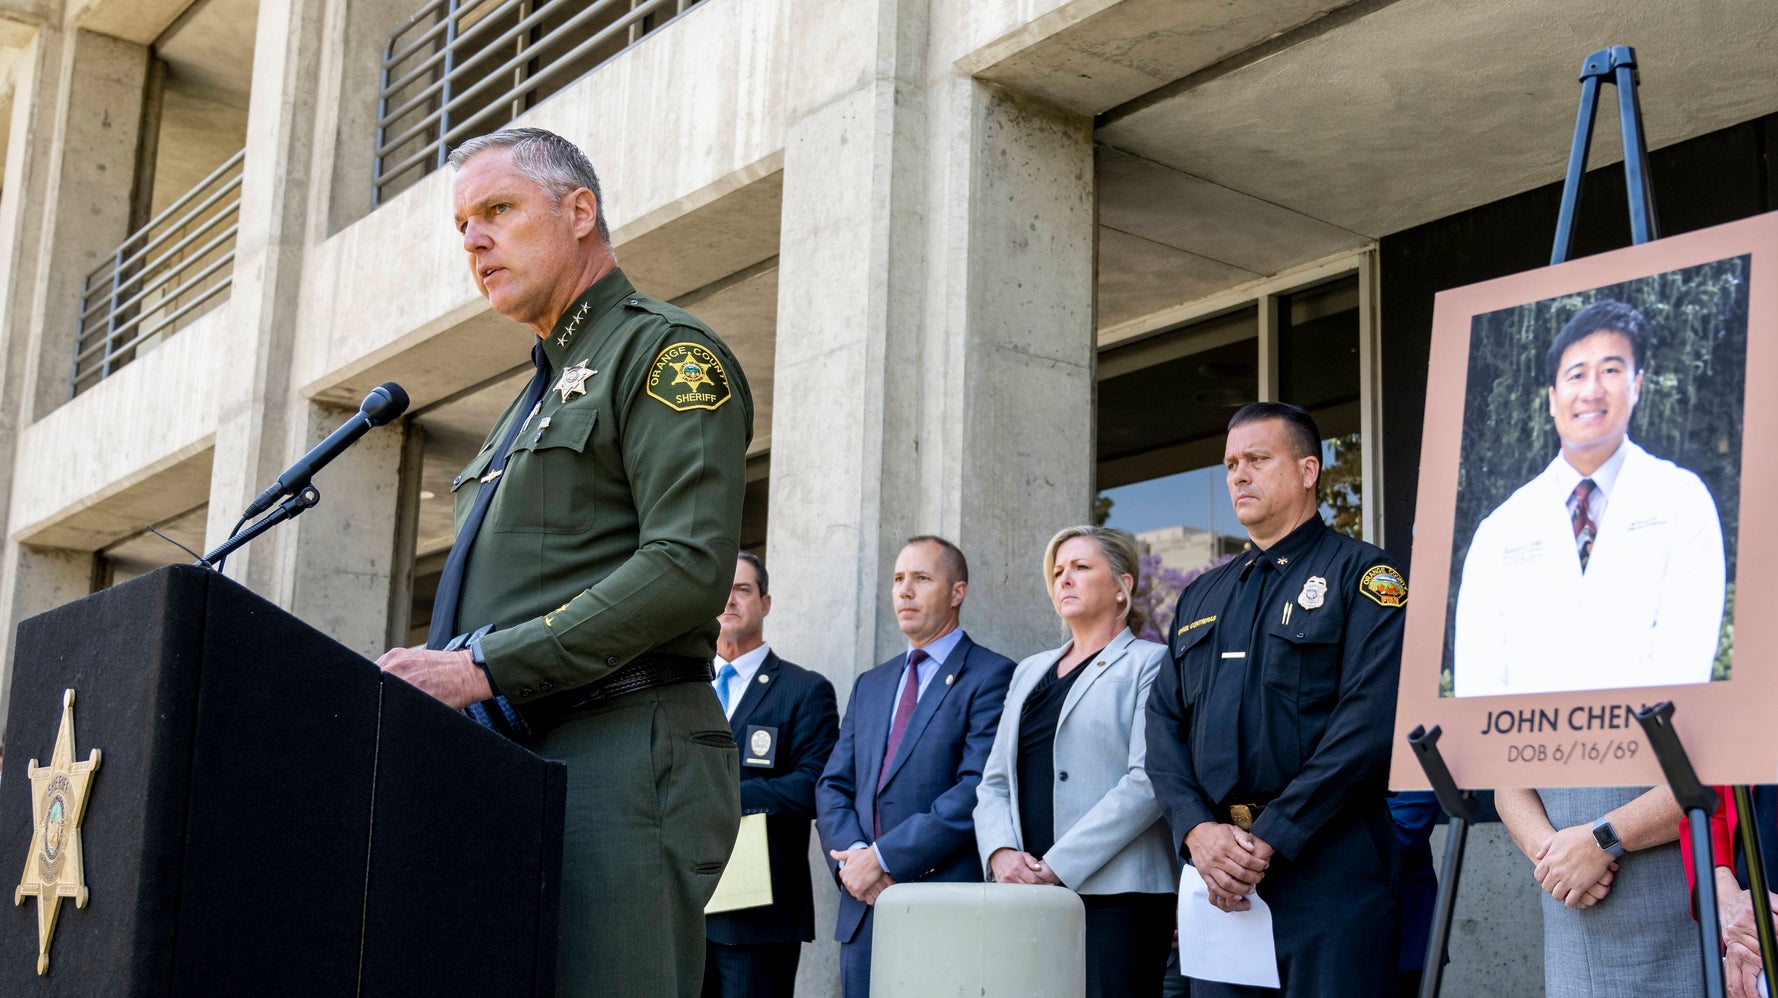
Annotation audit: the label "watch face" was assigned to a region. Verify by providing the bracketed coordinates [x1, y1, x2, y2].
[1592, 823, 1619, 850]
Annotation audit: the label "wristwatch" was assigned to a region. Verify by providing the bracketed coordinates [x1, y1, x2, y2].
[1591, 817, 1626, 858]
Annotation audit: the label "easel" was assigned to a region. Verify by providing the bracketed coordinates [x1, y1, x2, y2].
[1411, 45, 1776, 998]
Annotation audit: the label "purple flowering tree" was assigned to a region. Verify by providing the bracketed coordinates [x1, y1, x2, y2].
[1132, 551, 1237, 643]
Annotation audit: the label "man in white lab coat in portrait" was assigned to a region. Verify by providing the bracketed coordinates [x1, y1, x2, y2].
[1453, 298, 1725, 697]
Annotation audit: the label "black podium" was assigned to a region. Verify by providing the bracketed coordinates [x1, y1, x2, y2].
[0, 565, 564, 995]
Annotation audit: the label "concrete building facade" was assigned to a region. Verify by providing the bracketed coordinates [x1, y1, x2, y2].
[3, 0, 1775, 992]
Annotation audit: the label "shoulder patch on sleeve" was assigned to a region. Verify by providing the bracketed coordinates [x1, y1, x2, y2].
[646, 341, 733, 412]
[1360, 565, 1407, 607]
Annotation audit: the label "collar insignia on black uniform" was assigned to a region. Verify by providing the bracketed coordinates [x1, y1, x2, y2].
[1360, 565, 1408, 607]
[555, 301, 592, 347]
[554, 361, 596, 403]
[1276, 557, 1289, 566]
[647, 341, 733, 412]
[1298, 576, 1327, 610]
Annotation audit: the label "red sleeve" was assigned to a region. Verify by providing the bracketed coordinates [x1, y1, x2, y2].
[1681, 785, 1737, 919]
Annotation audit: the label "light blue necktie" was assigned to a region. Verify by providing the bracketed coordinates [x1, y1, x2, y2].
[716, 662, 738, 714]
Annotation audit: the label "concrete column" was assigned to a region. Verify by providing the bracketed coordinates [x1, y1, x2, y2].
[767, 1, 1095, 993]
[199, 0, 325, 598]
[308, 0, 418, 236]
[273, 400, 411, 660]
[16, 28, 148, 421]
[0, 25, 141, 736]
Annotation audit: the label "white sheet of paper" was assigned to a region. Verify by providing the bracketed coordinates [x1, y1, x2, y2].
[1175, 866, 1282, 988]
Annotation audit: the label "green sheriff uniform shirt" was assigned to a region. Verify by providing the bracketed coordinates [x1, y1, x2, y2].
[450, 268, 753, 710]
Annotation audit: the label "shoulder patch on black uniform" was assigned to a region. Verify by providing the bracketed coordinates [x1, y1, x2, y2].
[1360, 565, 1407, 607]
[646, 341, 733, 412]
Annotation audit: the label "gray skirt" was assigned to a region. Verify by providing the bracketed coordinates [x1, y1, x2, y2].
[1538, 786, 1704, 998]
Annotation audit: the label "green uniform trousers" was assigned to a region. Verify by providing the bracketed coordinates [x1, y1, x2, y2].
[538, 681, 741, 996]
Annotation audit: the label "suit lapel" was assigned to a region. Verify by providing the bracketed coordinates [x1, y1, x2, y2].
[881, 634, 973, 788]
[860, 654, 903, 794]
[1057, 629, 1134, 727]
[728, 651, 778, 734]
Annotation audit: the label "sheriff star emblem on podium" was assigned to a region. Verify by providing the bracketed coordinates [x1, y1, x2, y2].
[15, 689, 102, 975]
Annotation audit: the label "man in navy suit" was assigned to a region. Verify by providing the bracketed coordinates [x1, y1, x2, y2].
[815, 536, 1016, 997]
[704, 552, 840, 997]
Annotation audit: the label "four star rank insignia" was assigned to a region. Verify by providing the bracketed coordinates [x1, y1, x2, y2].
[15, 689, 102, 975]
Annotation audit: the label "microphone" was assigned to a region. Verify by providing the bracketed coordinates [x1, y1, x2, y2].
[242, 382, 410, 519]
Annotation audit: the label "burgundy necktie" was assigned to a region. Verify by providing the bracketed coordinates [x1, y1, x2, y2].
[875, 648, 929, 837]
[1570, 479, 1598, 572]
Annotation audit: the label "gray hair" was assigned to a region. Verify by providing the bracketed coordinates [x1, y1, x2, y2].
[448, 127, 610, 243]
[1043, 525, 1148, 636]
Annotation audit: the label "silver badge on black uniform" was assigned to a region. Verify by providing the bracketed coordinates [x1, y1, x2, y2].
[1298, 576, 1328, 610]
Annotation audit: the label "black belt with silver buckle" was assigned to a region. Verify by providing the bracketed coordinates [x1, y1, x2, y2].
[1223, 802, 1268, 830]
[566, 653, 714, 710]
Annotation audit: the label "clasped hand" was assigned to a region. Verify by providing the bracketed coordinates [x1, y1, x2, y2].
[1719, 884, 1778, 998]
[988, 848, 1063, 886]
[1531, 824, 1618, 908]
[829, 846, 895, 905]
[1186, 822, 1272, 913]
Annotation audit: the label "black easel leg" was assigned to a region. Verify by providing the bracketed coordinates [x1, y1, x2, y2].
[1637, 703, 1725, 998]
[1613, 55, 1659, 244]
[1549, 45, 1660, 265]
[1418, 814, 1468, 998]
[1691, 804, 1730, 998]
[1733, 785, 1778, 990]
[1407, 725, 1482, 998]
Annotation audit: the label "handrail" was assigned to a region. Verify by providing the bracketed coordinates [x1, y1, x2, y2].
[372, 0, 702, 205]
[71, 148, 245, 397]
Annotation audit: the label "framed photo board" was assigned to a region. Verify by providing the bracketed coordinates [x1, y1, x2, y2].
[1390, 210, 1777, 790]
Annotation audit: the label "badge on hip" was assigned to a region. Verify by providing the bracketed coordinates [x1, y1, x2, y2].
[647, 341, 732, 411]
[743, 725, 778, 768]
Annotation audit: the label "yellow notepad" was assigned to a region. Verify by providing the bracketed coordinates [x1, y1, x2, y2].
[705, 812, 774, 913]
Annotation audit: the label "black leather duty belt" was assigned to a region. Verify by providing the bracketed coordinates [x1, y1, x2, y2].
[564, 653, 714, 712]
[1222, 802, 1269, 831]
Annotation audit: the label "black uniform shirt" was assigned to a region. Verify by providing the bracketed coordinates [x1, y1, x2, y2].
[1145, 515, 1408, 862]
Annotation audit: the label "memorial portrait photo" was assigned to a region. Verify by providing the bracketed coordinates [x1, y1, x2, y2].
[1442, 256, 1747, 698]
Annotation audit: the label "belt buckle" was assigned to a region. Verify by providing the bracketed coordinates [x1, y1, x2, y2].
[1229, 804, 1256, 831]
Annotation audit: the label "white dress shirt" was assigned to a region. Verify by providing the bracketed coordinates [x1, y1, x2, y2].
[712, 642, 771, 720]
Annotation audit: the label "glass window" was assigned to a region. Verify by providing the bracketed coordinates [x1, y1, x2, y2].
[1279, 277, 1363, 538]
[1096, 271, 1371, 640]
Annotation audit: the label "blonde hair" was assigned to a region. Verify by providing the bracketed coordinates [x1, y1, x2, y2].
[1042, 525, 1147, 635]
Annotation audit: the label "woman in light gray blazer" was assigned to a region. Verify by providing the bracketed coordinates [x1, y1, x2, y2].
[975, 525, 1178, 997]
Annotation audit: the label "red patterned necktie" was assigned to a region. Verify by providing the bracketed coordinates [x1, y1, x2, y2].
[875, 648, 929, 837]
[1570, 479, 1597, 572]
